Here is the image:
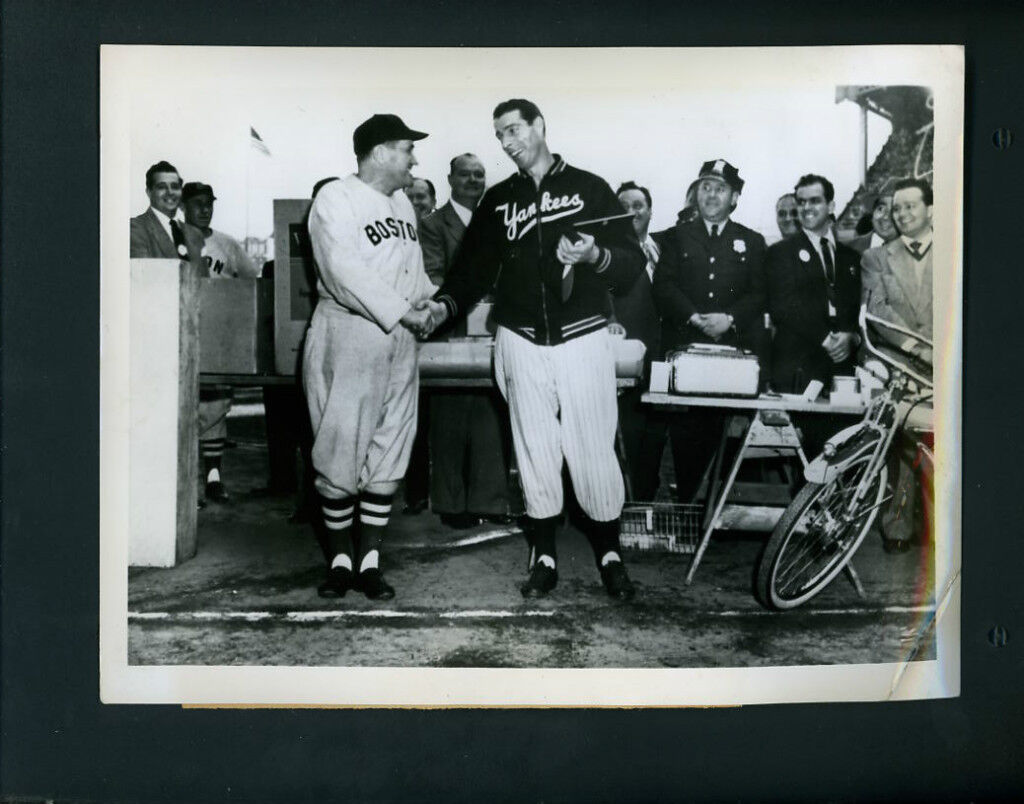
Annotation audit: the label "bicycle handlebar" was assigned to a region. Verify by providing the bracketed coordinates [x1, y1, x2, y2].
[858, 302, 934, 389]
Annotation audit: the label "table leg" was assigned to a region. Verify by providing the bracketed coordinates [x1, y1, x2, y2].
[843, 561, 866, 599]
[686, 414, 754, 584]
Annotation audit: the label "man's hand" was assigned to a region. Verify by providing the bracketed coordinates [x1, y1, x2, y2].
[822, 331, 856, 363]
[400, 305, 432, 338]
[401, 299, 449, 339]
[700, 313, 733, 339]
[420, 299, 449, 333]
[556, 233, 600, 266]
[688, 312, 730, 340]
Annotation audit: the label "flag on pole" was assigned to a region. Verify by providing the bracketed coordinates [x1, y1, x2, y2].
[250, 126, 271, 156]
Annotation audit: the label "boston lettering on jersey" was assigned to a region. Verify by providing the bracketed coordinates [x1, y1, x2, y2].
[364, 216, 418, 246]
[496, 191, 585, 240]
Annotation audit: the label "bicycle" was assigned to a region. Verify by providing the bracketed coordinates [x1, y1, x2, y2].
[754, 303, 933, 610]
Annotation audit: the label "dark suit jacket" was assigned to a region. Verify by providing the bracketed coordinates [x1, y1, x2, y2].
[653, 218, 767, 356]
[419, 202, 466, 286]
[129, 208, 204, 265]
[610, 231, 666, 365]
[766, 230, 862, 392]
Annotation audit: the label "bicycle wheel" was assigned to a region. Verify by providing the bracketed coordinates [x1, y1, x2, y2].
[756, 453, 888, 610]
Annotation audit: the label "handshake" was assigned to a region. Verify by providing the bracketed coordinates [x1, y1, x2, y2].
[400, 298, 449, 339]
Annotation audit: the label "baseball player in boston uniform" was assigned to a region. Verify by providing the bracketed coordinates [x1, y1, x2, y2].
[425, 98, 646, 600]
[304, 114, 438, 601]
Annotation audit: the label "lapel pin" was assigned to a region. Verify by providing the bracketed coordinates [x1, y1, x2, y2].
[798, 249, 810, 263]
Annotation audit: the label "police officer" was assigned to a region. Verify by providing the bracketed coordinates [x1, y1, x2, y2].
[652, 159, 767, 503]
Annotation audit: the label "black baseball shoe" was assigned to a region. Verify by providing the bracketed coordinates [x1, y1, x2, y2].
[599, 561, 636, 601]
[358, 568, 396, 601]
[205, 480, 230, 503]
[520, 563, 558, 598]
[317, 566, 354, 598]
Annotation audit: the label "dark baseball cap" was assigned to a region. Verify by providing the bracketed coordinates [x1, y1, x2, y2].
[698, 159, 744, 193]
[182, 182, 216, 201]
[353, 114, 428, 156]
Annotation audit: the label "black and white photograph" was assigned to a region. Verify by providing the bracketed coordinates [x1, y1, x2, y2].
[99, 45, 963, 706]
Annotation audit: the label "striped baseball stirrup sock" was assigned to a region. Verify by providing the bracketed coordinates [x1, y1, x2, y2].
[320, 494, 357, 569]
[200, 440, 225, 481]
[358, 491, 393, 572]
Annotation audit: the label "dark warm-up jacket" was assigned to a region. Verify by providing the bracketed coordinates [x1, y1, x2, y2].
[434, 155, 646, 345]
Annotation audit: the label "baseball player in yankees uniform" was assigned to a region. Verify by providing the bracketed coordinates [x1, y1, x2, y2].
[424, 98, 647, 600]
[304, 114, 438, 601]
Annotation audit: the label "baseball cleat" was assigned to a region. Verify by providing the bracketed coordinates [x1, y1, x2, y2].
[520, 563, 558, 598]
[358, 568, 396, 600]
[599, 561, 636, 601]
[317, 566, 354, 598]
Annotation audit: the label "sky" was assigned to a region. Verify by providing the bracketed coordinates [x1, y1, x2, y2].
[124, 47, 894, 259]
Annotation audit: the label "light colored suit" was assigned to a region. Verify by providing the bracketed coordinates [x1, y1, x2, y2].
[861, 237, 932, 358]
[130, 207, 204, 265]
[862, 237, 933, 547]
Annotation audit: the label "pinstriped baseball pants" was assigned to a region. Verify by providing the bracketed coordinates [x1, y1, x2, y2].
[493, 326, 624, 521]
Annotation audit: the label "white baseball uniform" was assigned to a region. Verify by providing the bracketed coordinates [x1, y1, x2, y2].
[304, 174, 437, 499]
[198, 229, 260, 450]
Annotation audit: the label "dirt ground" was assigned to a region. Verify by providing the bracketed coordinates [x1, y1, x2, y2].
[128, 391, 936, 668]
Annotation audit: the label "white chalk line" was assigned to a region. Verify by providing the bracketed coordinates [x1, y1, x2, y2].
[128, 603, 933, 624]
[130, 609, 557, 623]
[710, 604, 936, 617]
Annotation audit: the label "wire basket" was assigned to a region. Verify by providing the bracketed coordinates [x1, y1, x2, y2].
[620, 502, 703, 554]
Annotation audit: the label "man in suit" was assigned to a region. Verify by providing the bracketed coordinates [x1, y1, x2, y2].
[653, 159, 767, 503]
[130, 160, 204, 263]
[129, 161, 210, 505]
[419, 153, 514, 528]
[767, 173, 862, 456]
[862, 178, 934, 552]
[613, 181, 667, 501]
[861, 179, 933, 367]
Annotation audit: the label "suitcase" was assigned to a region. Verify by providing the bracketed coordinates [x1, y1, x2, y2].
[669, 343, 759, 397]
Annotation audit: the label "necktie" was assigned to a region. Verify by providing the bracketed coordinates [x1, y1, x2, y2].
[560, 263, 575, 302]
[642, 241, 658, 280]
[820, 237, 835, 285]
[169, 219, 189, 259]
[909, 240, 922, 259]
[710, 223, 719, 239]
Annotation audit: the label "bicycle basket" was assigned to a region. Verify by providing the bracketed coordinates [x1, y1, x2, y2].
[620, 502, 703, 554]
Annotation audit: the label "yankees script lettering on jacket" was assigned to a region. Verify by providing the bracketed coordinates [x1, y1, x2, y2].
[435, 156, 646, 345]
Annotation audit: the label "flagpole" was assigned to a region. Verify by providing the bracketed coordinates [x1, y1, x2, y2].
[245, 125, 251, 245]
